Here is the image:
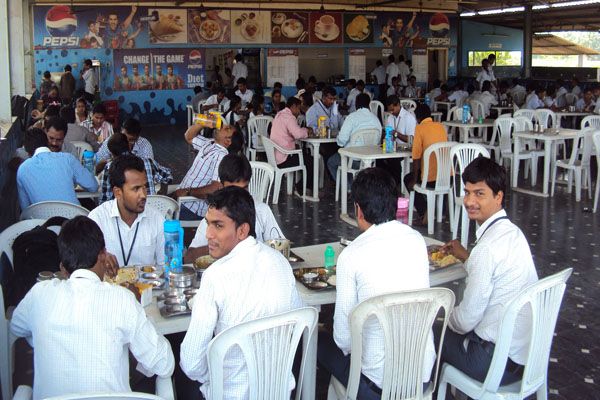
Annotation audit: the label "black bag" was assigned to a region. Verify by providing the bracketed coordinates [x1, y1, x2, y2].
[5, 217, 67, 307]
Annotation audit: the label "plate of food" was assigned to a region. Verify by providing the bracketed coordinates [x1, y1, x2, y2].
[315, 24, 339, 42]
[293, 267, 336, 291]
[104, 266, 138, 285]
[272, 12, 286, 25]
[194, 255, 216, 269]
[281, 18, 303, 39]
[241, 19, 260, 41]
[150, 13, 185, 42]
[199, 19, 221, 41]
[346, 15, 370, 41]
[427, 245, 461, 270]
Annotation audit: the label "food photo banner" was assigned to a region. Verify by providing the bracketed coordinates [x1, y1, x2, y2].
[34, 5, 456, 49]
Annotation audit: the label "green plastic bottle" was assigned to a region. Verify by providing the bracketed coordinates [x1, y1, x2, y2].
[324, 245, 335, 272]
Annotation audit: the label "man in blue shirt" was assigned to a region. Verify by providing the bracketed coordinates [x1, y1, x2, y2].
[17, 128, 98, 210]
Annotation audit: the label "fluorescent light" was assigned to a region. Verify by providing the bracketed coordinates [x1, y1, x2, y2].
[551, 0, 600, 7]
[478, 6, 525, 15]
[532, 4, 550, 9]
[460, 11, 476, 16]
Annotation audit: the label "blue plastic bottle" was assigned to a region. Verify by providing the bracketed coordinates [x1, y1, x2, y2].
[164, 220, 184, 285]
[385, 126, 394, 153]
[424, 94, 431, 107]
[462, 104, 469, 124]
[82, 150, 95, 175]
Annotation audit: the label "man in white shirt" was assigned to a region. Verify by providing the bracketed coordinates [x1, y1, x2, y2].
[11, 216, 174, 399]
[575, 88, 596, 112]
[475, 59, 495, 91]
[440, 156, 538, 385]
[571, 77, 582, 98]
[397, 55, 410, 87]
[184, 153, 285, 263]
[385, 54, 399, 89]
[88, 155, 165, 266]
[403, 75, 420, 99]
[96, 118, 155, 165]
[202, 87, 230, 112]
[234, 77, 254, 109]
[554, 79, 568, 109]
[448, 81, 469, 107]
[346, 80, 373, 113]
[180, 186, 303, 399]
[525, 86, 546, 110]
[475, 81, 498, 117]
[317, 168, 435, 398]
[385, 95, 417, 144]
[81, 59, 96, 103]
[371, 60, 386, 101]
[231, 54, 248, 87]
[387, 77, 402, 97]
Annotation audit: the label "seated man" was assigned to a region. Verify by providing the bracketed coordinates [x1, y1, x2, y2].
[81, 103, 114, 143]
[96, 117, 155, 165]
[44, 116, 79, 159]
[524, 85, 545, 110]
[175, 124, 234, 219]
[575, 88, 596, 113]
[305, 85, 342, 133]
[327, 93, 382, 181]
[184, 153, 285, 263]
[475, 80, 498, 117]
[17, 128, 98, 210]
[404, 75, 420, 99]
[180, 186, 303, 399]
[59, 105, 100, 152]
[202, 87, 230, 112]
[89, 155, 165, 267]
[234, 77, 254, 109]
[317, 168, 434, 398]
[100, 133, 172, 203]
[345, 80, 372, 114]
[403, 104, 448, 225]
[440, 157, 538, 385]
[10, 216, 174, 399]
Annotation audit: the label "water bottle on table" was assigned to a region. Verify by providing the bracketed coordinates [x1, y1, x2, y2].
[82, 150, 95, 175]
[385, 126, 395, 153]
[324, 245, 335, 274]
[164, 220, 184, 286]
[462, 104, 470, 124]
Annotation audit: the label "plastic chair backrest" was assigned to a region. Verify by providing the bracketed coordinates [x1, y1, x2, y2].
[565, 93, 577, 106]
[469, 100, 485, 119]
[0, 219, 47, 268]
[514, 109, 536, 122]
[566, 128, 595, 167]
[450, 144, 490, 198]
[248, 116, 274, 150]
[497, 117, 516, 155]
[420, 142, 457, 192]
[448, 106, 462, 121]
[534, 109, 556, 128]
[207, 307, 318, 400]
[260, 137, 279, 168]
[70, 141, 93, 161]
[146, 195, 179, 220]
[513, 116, 534, 132]
[400, 99, 416, 112]
[43, 393, 166, 400]
[20, 201, 89, 220]
[348, 128, 381, 147]
[480, 268, 572, 397]
[512, 91, 526, 106]
[346, 288, 455, 400]
[249, 161, 275, 203]
[581, 115, 600, 129]
[369, 101, 384, 124]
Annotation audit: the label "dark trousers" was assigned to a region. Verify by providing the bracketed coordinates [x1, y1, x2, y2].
[403, 173, 436, 218]
[378, 84, 387, 103]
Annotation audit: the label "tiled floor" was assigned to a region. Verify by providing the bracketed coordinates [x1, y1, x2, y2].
[148, 125, 600, 399]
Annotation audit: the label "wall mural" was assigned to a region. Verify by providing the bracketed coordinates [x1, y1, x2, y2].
[34, 5, 457, 125]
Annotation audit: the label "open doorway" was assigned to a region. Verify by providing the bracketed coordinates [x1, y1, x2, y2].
[427, 48, 448, 88]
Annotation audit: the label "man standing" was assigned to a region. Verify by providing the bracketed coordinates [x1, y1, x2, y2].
[89, 155, 165, 267]
[17, 128, 98, 210]
[317, 168, 435, 398]
[180, 186, 303, 399]
[81, 103, 115, 143]
[475, 59, 495, 91]
[371, 60, 386, 101]
[10, 216, 174, 399]
[95, 117, 154, 164]
[184, 154, 284, 262]
[231, 54, 248, 87]
[440, 156, 538, 385]
[81, 59, 96, 103]
[59, 65, 76, 104]
[346, 80, 373, 113]
[397, 55, 410, 88]
[175, 124, 234, 219]
[385, 54, 399, 92]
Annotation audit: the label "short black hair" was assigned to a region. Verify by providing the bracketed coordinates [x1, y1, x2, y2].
[64, 64, 72, 72]
[433, 79, 441, 88]
[356, 93, 371, 110]
[107, 133, 130, 157]
[272, 89, 281, 97]
[386, 95, 400, 108]
[58, 216, 105, 273]
[322, 86, 337, 98]
[274, 82, 282, 89]
[376, 60, 382, 66]
[287, 96, 301, 108]
[481, 80, 492, 92]
[193, 86, 202, 94]
[300, 92, 313, 108]
[59, 106, 76, 124]
[388, 54, 395, 62]
[235, 53, 243, 61]
[218, 153, 252, 183]
[228, 129, 244, 155]
[24, 128, 49, 156]
[398, 55, 405, 62]
[108, 154, 145, 190]
[462, 156, 506, 202]
[356, 80, 365, 87]
[43, 71, 51, 79]
[122, 118, 141, 137]
[84, 59, 93, 67]
[207, 186, 256, 237]
[44, 105, 61, 118]
[45, 117, 68, 135]
[351, 168, 397, 225]
[415, 103, 431, 122]
[237, 77, 247, 86]
[92, 103, 106, 115]
[295, 77, 306, 91]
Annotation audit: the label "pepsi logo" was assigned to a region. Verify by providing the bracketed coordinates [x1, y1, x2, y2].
[45, 5, 78, 37]
[189, 50, 202, 64]
[429, 13, 449, 38]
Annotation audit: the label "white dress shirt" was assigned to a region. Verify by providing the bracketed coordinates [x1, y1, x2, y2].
[385, 63, 399, 86]
[475, 91, 498, 116]
[448, 90, 468, 106]
[88, 200, 165, 267]
[336, 108, 382, 147]
[554, 86, 568, 108]
[476, 69, 495, 89]
[346, 88, 372, 113]
[96, 136, 155, 162]
[204, 94, 230, 112]
[180, 237, 304, 399]
[397, 61, 410, 86]
[386, 108, 417, 144]
[371, 65, 386, 85]
[449, 210, 538, 365]
[10, 269, 174, 400]
[333, 221, 435, 386]
[189, 202, 284, 248]
[572, 85, 582, 98]
[525, 93, 544, 110]
[235, 89, 254, 108]
[231, 61, 248, 83]
[575, 98, 596, 112]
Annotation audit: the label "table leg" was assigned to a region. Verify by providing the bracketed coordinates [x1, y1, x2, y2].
[401, 157, 410, 196]
[308, 142, 320, 202]
[340, 153, 354, 226]
[512, 136, 520, 187]
[542, 140, 552, 195]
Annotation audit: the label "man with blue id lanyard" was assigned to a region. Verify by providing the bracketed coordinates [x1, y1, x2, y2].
[437, 157, 538, 387]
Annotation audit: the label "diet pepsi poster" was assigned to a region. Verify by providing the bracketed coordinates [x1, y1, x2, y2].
[374, 12, 455, 48]
[112, 48, 205, 91]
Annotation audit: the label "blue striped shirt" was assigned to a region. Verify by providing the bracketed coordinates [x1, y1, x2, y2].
[17, 147, 98, 209]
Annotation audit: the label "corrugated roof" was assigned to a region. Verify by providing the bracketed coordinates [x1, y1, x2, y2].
[533, 34, 600, 55]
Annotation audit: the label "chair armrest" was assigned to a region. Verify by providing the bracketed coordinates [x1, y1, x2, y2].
[270, 140, 303, 156]
[13, 385, 33, 400]
[177, 196, 198, 204]
[155, 376, 175, 400]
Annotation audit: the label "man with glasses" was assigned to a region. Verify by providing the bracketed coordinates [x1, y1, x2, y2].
[95, 118, 155, 167]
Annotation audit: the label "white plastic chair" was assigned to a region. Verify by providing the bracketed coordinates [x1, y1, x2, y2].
[13, 376, 175, 400]
[186, 104, 194, 127]
[534, 109, 556, 129]
[261, 137, 307, 204]
[408, 141, 458, 235]
[249, 161, 275, 204]
[328, 288, 456, 400]
[581, 115, 600, 130]
[70, 141, 93, 161]
[592, 131, 600, 212]
[449, 144, 490, 247]
[177, 195, 202, 229]
[551, 128, 594, 202]
[1, 284, 18, 400]
[565, 93, 577, 106]
[514, 109, 536, 123]
[247, 116, 273, 161]
[446, 106, 465, 142]
[498, 118, 542, 187]
[400, 99, 417, 113]
[20, 201, 89, 220]
[146, 195, 179, 219]
[369, 100, 385, 125]
[0, 219, 46, 268]
[207, 307, 318, 400]
[469, 99, 485, 119]
[437, 268, 573, 400]
[482, 116, 511, 163]
[334, 128, 381, 201]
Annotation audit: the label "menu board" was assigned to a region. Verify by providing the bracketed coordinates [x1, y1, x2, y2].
[230, 11, 271, 44]
[267, 49, 298, 87]
[348, 49, 366, 81]
[270, 11, 309, 44]
[147, 9, 188, 45]
[343, 13, 376, 44]
[411, 54, 428, 83]
[308, 12, 343, 44]
[188, 9, 231, 44]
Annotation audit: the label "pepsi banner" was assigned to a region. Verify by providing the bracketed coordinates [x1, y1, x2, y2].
[112, 48, 205, 91]
[374, 12, 453, 48]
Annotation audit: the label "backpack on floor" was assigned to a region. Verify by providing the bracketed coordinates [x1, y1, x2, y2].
[5, 217, 67, 307]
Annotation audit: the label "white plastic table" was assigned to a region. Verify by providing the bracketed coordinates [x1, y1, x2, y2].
[300, 136, 337, 202]
[512, 129, 579, 197]
[556, 111, 591, 127]
[442, 119, 495, 143]
[338, 146, 411, 226]
[431, 111, 443, 122]
[491, 106, 513, 116]
[433, 101, 454, 113]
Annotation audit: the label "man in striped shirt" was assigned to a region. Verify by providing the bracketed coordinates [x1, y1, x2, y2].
[95, 118, 154, 166]
[175, 124, 234, 219]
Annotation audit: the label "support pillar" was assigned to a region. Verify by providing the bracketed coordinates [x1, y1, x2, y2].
[523, 5, 532, 78]
[8, 0, 26, 95]
[457, 16, 462, 78]
[0, 0, 13, 123]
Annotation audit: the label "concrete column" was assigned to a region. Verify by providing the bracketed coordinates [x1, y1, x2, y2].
[457, 16, 462, 78]
[523, 5, 532, 78]
[23, 0, 33, 93]
[0, 0, 13, 122]
[8, 0, 25, 95]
